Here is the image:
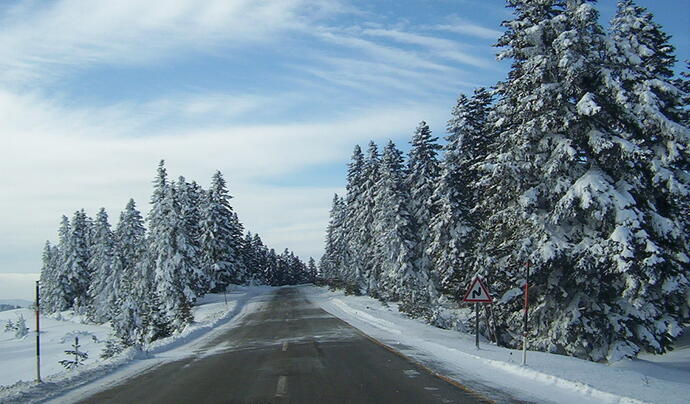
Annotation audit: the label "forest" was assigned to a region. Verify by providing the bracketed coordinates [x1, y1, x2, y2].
[319, 0, 689, 362]
[39, 161, 317, 354]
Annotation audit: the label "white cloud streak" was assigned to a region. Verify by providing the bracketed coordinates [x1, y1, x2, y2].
[435, 17, 503, 40]
[0, 0, 342, 84]
[0, 88, 447, 272]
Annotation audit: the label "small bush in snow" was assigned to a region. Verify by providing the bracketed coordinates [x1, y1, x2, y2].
[59, 336, 88, 369]
[14, 315, 29, 338]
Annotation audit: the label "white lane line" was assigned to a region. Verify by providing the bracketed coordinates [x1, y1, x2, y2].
[282, 342, 289, 352]
[275, 376, 288, 397]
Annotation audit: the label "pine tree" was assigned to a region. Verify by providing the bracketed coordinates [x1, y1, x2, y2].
[199, 171, 243, 292]
[341, 146, 366, 287]
[429, 89, 494, 301]
[175, 177, 207, 298]
[87, 208, 117, 323]
[604, 0, 690, 357]
[406, 121, 441, 310]
[358, 141, 381, 294]
[371, 141, 419, 307]
[147, 164, 195, 332]
[477, 0, 688, 360]
[111, 199, 148, 345]
[64, 210, 92, 313]
[50, 216, 73, 312]
[321, 194, 347, 281]
[307, 257, 318, 283]
[252, 233, 270, 284]
[39, 241, 60, 313]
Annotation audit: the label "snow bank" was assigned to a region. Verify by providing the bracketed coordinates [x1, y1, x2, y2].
[303, 286, 689, 404]
[0, 285, 273, 404]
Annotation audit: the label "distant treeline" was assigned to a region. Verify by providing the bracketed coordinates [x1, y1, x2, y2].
[40, 161, 317, 351]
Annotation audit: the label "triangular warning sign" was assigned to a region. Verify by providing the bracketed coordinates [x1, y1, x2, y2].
[462, 277, 493, 303]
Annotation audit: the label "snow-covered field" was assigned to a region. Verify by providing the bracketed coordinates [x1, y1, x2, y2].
[302, 286, 689, 404]
[0, 285, 274, 404]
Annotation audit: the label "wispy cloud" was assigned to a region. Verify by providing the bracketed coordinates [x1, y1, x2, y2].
[361, 28, 495, 68]
[0, 0, 343, 85]
[434, 16, 503, 41]
[0, 88, 447, 271]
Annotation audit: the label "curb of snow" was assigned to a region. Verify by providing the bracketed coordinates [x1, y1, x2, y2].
[319, 292, 650, 404]
[0, 287, 269, 404]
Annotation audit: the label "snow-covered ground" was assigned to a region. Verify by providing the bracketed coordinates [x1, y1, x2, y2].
[0, 285, 274, 404]
[302, 286, 689, 404]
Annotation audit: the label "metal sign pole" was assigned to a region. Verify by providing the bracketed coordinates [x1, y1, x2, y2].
[35, 280, 41, 383]
[475, 302, 480, 349]
[521, 262, 530, 366]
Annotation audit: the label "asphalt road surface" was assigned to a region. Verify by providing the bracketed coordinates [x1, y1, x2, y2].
[76, 288, 492, 404]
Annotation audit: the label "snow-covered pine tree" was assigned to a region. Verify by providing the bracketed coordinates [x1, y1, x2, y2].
[428, 88, 494, 301]
[479, 0, 688, 360]
[111, 199, 149, 345]
[252, 233, 270, 284]
[357, 141, 381, 294]
[307, 257, 318, 283]
[320, 194, 347, 281]
[604, 0, 690, 356]
[240, 232, 257, 282]
[199, 171, 243, 292]
[48, 216, 73, 312]
[142, 160, 174, 339]
[341, 145, 366, 287]
[147, 165, 195, 332]
[39, 241, 61, 313]
[175, 177, 207, 298]
[64, 209, 92, 313]
[86, 208, 117, 323]
[371, 141, 419, 307]
[265, 248, 279, 286]
[405, 121, 441, 311]
[229, 212, 247, 284]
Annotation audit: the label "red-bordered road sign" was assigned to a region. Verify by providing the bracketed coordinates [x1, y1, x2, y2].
[462, 276, 493, 303]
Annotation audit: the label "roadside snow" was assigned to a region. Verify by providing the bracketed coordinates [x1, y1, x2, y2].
[0, 285, 274, 404]
[303, 286, 689, 404]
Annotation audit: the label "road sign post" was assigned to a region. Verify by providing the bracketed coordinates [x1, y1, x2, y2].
[463, 276, 493, 350]
[35, 280, 41, 383]
[522, 262, 530, 366]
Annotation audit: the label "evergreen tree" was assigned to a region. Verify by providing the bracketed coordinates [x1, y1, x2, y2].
[605, 0, 690, 356]
[64, 209, 92, 313]
[429, 88, 494, 299]
[371, 141, 419, 307]
[341, 145, 366, 286]
[111, 199, 148, 345]
[87, 208, 117, 323]
[50, 216, 73, 312]
[321, 194, 347, 281]
[175, 177, 207, 298]
[358, 141, 381, 293]
[252, 233, 270, 284]
[406, 121, 441, 309]
[199, 171, 243, 292]
[478, 0, 688, 360]
[147, 165, 195, 332]
[307, 257, 318, 283]
[39, 241, 60, 313]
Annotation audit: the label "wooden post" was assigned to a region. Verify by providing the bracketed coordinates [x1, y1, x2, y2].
[35, 281, 41, 383]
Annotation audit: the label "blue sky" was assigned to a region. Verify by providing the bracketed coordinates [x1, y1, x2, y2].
[0, 0, 687, 279]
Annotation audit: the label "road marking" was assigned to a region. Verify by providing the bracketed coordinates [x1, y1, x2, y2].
[282, 342, 288, 352]
[275, 376, 288, 397]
